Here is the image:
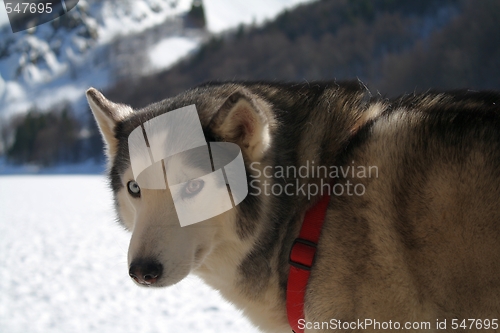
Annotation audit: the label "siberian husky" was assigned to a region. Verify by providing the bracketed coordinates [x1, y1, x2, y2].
[87, 82, 500, 332]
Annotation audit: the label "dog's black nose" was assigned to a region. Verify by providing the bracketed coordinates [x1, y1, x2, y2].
[129, 258, 163, 286]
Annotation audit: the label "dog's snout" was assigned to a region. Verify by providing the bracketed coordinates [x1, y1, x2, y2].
[129, 258, 163, 286]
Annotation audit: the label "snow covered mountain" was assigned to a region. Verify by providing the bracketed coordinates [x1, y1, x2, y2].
[0, 0, 313, 119]
[0, 0, 198, 118]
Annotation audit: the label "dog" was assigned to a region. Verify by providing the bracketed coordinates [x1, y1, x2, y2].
[87, 81, 500, 332]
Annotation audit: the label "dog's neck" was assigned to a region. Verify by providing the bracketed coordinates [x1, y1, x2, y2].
[195, 221, 291, 332]
[196, 86, 386, 333]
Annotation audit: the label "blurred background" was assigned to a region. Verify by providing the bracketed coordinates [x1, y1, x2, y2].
[0, 0, 499, 172]
[0, 0, 499, 332]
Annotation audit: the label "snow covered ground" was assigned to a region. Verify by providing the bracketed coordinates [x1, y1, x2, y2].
[0, 157, 105, 175]
[0, 175, 262, 333]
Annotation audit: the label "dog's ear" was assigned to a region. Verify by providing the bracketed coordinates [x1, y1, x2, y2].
[86, 87, 133, 158]
[210, 91, 273, 161]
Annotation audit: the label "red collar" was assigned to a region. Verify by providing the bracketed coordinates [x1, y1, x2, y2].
[287, 192, 331, 333]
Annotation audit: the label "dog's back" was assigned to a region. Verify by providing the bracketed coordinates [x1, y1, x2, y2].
[307, 91, 500, 331]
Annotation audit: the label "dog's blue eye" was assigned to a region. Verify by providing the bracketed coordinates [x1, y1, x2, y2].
[183, 179, 204, 197]
[127, 181, 141, 197]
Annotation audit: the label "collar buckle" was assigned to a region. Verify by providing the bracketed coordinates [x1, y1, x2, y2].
[289, 238, 317, 271]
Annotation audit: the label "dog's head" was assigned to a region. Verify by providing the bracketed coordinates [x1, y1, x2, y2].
[86, 85, 275, 287]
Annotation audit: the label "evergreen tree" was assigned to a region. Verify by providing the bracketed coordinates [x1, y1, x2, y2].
[186, 0, 206, 29]
[6, 104, 81, 166]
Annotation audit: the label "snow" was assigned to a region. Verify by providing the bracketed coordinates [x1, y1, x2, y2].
[0, 175, 262, 333]
[0, 0, 195, 118]
[203, 0, 315, 33]
[148, 36, 199, 72]
[95, 0, 193, 44]
[0, 158, 106, 175]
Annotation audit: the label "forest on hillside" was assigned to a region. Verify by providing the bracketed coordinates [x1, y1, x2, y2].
[3, 0, 500, 167]
[106, 0, 500, 108]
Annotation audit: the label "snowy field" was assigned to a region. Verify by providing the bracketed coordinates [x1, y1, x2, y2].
[0, 176, 262, 333]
